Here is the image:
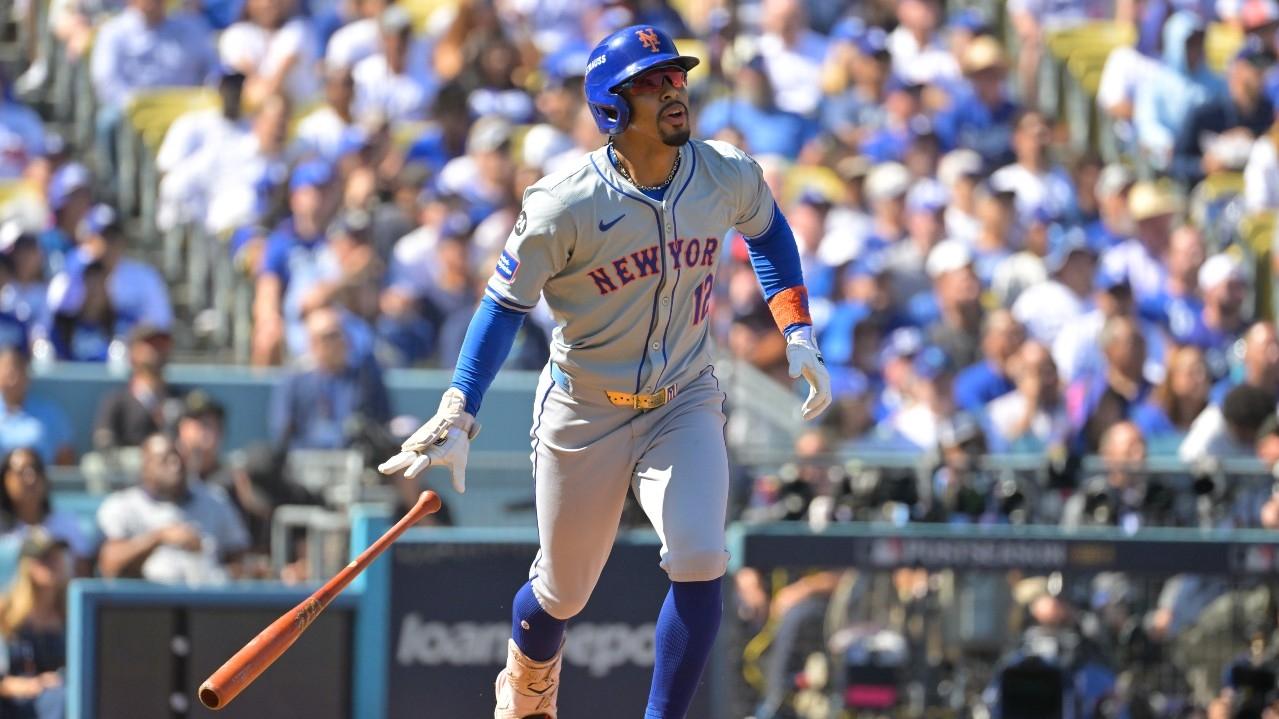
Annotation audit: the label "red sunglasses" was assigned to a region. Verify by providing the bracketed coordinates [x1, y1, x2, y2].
[618, 66, 688, 94]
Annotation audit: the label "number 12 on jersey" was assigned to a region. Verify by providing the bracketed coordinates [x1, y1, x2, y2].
[692, 275, 714, 325]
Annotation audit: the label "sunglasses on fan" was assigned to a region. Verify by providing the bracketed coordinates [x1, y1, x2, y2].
[617, 66, 688, 94]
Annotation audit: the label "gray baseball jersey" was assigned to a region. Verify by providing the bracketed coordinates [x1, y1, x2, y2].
[485, 139, 775, 395]
[485, 139, 777, 618]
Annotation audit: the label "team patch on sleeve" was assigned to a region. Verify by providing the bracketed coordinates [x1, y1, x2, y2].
[496, 250, 520, 281]
[766, 286, 812, 334]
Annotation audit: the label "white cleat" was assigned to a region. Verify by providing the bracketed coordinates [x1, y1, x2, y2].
[494, 638, 562, 719]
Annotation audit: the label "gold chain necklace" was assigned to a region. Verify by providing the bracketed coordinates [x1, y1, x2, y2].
[610, 144, 680, 191]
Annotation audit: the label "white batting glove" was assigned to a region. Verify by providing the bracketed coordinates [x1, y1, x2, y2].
[785, 325, 832, 421]
[377, 388, 481, 494]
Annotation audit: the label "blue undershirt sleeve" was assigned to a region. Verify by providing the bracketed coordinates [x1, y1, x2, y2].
[744, 203, 805, 301]
[450, 295, 529, 416]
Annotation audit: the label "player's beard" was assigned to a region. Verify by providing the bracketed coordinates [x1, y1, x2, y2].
[658, 101, 691, 146]
[661, 128, 691, 146]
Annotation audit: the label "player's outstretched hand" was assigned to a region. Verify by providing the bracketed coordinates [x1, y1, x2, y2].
[377, 388, 481, 493]
[785, 326, 832, 421]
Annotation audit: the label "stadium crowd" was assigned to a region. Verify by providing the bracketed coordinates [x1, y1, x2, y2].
[0, 0, 1275, 716]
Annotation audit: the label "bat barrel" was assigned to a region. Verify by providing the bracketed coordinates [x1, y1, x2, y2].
[196, 491, 441, 710]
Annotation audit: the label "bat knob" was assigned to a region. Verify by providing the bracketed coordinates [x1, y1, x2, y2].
[419, 490, 442, 515]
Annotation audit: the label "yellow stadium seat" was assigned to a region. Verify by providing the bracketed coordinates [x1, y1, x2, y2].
[674, 39, 711, 86]
[400, 0, 456, 33]
[1045, 21, 1136, 63]
[125, 88, 220, 150]
[1206, 22, 1244, 74]
[780, 166, 844, 208]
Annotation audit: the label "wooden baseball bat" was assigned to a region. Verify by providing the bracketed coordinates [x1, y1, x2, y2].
[197, 490, 442, 710]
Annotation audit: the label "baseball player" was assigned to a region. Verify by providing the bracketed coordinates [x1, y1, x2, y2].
[378, 25, 832, 719]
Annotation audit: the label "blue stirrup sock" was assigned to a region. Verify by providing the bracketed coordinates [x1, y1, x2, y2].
[644, 577, 724, 718]
[511, 580, 567, 662]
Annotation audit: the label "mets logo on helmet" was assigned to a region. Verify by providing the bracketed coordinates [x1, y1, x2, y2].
[636, 28, 661, 52]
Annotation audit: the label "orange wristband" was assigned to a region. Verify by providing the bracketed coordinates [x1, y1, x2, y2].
[766, 286, 812, 334]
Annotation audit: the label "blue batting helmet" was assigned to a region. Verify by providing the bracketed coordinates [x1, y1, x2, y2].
[584, 25, 699, 135]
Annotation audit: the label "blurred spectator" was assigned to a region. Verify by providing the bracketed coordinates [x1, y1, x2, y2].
[924, 239, 982, 368]
[0, 73, 45, 182]
[1086, 163, 1136, 248]
[219, 0, 319, 107]
[860, 161, 910, 252]
[984, 341, 1071, 453]
[225, 443, 318, 554]
[252, 160, 334, 366]
[97, 433, 250, 584]
[929, 413, 1000, 523]
[47, 205, 173, 334]
[352, 6, 434, 123]
[974, 184, 1021, 293]
[1133, 11, 1225, 171]
[325, 0, 389, 69]
[290, 211, 384, 359]
[91, 325, 181, 450]
[173, 391, 228, 488]
[1132, 345, 1212, 450]
[464, 36, 535, 124]
[164, 93, 292, 236]
[1171, 37, 1274, 185]
[408, 230, 481, 367]
[990, 109, 1077, 225]
[520, 51, 586, 172]
[699, 56, 818, 158]
[1215, 320, 1279, 403]
[0, 528, 68, 718]
[0, 448, 92, 572]
[0, 349, 72, 466]
[1013, 229, 1098, 344]
[154, 69, 247, 178]
[41, 260, 118, 363]
[1180, 379, 1279, 463]
[937, 149, 983, 241]
[36, 164, 92, 277]
[1171, 253, 1251, 374]
[935, 36, 1019, 172]
[887, 0, 958, 86]
[294, 66, 356, 163]
[269, 306, 391, 450]
[1070, 315, 1152, 453]
[0, 230, 46, 334]
[436, 117, 517, 227]
[880, 346, 957, 449]
[820, 25, 890, 150]
[402, 82, 475, 176]
[756, 0, 828, 116]
[91, 0, 217, 188]
[1061, 421, 1159, 530]
[431, 0, 504, 82]
[1101, 181, 1181, 304]
[884, 179, 946, 304]
[954, 310, 1023, 413]
[1244, 118, 1279, 211]
[1139, 226, 1206, 344]
[858, 77, 925, 164]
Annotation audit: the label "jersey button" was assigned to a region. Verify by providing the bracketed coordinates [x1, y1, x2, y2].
[651, 342, 660, 350]
[661, 297, 670, 305]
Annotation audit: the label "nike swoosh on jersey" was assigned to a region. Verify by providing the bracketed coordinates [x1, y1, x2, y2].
[598, 214, 625, 231]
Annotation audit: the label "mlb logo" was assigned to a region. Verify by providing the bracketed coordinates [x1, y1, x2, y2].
[496, 250, 520, 281]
